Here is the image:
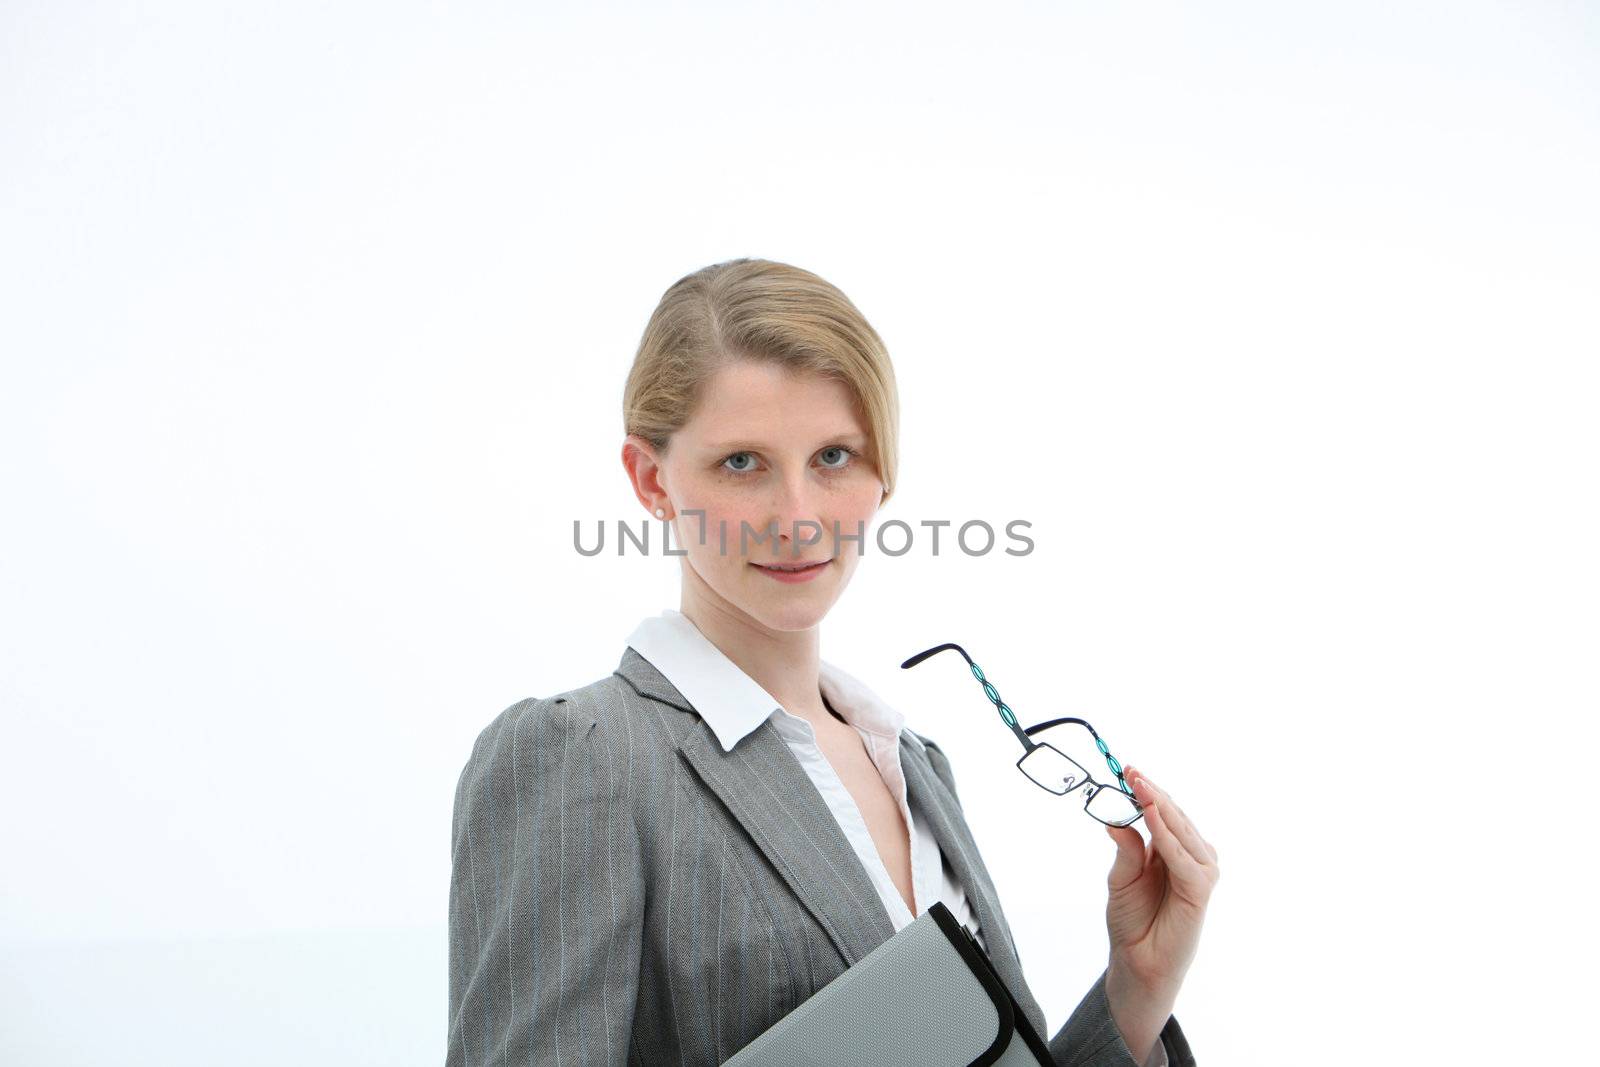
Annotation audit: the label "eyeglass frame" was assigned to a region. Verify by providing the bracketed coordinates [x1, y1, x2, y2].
[900, 641, 1145, 828]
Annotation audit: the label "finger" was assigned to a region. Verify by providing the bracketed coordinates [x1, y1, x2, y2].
[1147, 840, 1167, 881]
[1168, 796, 1217, 864]
[1154, 789, 1216, 867]
[1132, 777, 1203, 876]
[1154, 788, 1217, 865]
[1140, 797, 1214, 904]
[1131, 770, 1216, 867]
[1124, 765, 1185, 854]
[1104, 822, 1147, 890]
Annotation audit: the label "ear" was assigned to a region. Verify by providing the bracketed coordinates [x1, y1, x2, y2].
[621, 434, 669, 514]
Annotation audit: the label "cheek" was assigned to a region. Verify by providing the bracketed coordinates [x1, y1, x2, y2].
[835, 480, 884, 523]
[675, 489, 765, 560]
[806, 484, 880, 559]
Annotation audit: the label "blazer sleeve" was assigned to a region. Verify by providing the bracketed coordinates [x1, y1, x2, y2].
[446, 697, 645, 1067]
[1045, 969, 1195, 1067]
[918, 736, 1197, 1067]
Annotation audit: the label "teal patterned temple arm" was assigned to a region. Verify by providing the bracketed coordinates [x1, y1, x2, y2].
[900, 642, 1138, 803]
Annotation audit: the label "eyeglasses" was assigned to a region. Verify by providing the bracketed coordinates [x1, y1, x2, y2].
[900, 642, 1145, 828]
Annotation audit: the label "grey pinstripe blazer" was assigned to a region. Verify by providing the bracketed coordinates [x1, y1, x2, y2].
[447, 646, 1196, 1066]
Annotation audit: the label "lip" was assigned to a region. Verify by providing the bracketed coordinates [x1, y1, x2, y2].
[750, 558, 833, 583]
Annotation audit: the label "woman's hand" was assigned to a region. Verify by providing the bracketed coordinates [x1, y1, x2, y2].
[1100, 766, 1218, 1062]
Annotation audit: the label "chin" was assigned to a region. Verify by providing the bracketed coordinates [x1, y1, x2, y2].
[738, 586, 837, 632]
[752, 606, 833, 633]
[764, 586, 855, 630]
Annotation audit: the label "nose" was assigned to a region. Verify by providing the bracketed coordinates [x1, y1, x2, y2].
[765, 475, 826, 552]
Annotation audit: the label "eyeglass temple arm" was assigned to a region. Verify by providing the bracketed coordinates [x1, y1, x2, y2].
[900, 643, 1037, 753]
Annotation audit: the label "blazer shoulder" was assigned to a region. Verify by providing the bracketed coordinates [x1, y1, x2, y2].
[469, 668, 636, 737]
[455, 673, 643, 798]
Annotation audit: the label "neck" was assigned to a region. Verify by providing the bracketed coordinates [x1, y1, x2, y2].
[679, 594, 839, 732]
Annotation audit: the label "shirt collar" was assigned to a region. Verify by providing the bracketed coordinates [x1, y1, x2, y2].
[624, 608, 924, 756]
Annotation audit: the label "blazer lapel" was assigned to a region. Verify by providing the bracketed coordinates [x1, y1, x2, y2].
[613, 647, 898, 968]
[900, 738, 1042, 1028]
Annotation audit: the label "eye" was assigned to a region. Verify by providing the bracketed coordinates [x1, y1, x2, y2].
[817, 445, 859, 469]
[722, 451, 758, 474]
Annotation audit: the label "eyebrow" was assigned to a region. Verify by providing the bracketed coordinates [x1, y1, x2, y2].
[704, 432, 867, 452]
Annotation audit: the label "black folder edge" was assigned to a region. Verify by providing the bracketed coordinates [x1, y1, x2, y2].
[926, 901, 1056, 1067]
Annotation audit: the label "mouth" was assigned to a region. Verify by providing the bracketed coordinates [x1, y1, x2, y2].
[750, 559, 832, 573]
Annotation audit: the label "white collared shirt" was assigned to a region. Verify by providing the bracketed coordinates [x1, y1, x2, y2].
[625, 608, 988, 954]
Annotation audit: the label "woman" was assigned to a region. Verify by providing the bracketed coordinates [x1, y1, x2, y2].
[446, 258, 1215, 1066]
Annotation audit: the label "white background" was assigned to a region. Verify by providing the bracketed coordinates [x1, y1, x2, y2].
[3, 2, 1596, 1063]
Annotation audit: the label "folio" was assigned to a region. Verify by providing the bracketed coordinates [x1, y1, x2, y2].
[723, 900, 1053, 1066]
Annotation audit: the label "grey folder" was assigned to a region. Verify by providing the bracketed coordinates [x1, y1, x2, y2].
[722, 900, 1054, 1067]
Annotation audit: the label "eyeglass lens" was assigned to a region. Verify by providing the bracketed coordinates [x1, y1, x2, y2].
[1017, 742, 1142, 827]
[1017, 743, 1089, 795]
[1083, 784, 1141, 828]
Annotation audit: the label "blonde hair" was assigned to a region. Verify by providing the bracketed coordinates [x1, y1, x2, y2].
[623, 257, 900, 504]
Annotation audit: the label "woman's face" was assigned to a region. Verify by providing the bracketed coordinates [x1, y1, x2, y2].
[639, 361, 884, 633]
